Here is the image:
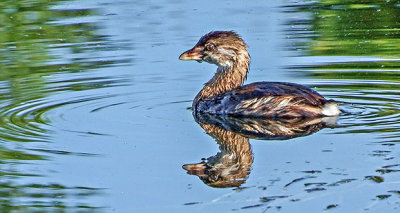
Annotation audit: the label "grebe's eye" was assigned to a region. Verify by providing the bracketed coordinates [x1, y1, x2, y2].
[205, 44, 215, 51]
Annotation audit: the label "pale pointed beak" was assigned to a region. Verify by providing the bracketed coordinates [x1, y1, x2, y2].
[182, 163, 207, 177]
[179, 48, 203, 62]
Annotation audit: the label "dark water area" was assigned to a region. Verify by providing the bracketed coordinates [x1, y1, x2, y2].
[0, 0, 400, 212]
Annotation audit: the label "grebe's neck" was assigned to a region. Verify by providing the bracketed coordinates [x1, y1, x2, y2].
[194, 50, 249, 106]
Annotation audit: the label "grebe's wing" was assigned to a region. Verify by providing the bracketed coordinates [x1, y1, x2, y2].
[213, 82, 329, 117]
[235, 82, 326, 105]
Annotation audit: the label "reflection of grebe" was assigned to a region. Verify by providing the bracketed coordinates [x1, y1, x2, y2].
[183, 122, 253, 188]
[183, 114, 336, 188]
[180, 31, 340, 118]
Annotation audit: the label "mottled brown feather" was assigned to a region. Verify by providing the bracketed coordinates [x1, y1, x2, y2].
[196, 82, 330, 118]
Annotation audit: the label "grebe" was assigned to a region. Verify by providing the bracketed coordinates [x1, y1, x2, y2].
[179, 31, 340, 118]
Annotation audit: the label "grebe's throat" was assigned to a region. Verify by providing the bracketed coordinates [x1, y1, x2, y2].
[194, 49, 250, 106]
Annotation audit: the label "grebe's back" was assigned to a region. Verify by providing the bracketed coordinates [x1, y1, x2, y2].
[194, 82, 340, 118]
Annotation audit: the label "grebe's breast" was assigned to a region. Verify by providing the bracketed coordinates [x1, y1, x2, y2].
[195, 82, 337, 118]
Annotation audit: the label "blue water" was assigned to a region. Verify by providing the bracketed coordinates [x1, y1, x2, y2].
[0, 0, 400, 212]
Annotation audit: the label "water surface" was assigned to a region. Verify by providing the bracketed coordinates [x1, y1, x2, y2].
[0, 0, 400, 212]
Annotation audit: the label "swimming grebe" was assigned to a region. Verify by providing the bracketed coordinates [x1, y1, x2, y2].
[179, 31, 341, 118]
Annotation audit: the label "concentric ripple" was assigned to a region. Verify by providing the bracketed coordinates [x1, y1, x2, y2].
[0, 74, 130, 144]
[303, 81, 400, 144]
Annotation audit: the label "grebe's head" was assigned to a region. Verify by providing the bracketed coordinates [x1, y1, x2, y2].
[179, 31, 248, 68]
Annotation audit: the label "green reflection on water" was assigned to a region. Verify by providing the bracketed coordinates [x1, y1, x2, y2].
[0, 0, 116, 211]
[286, 0, 400, 83]
[0, 182, 103, 212]
[291, 0, 400, 57]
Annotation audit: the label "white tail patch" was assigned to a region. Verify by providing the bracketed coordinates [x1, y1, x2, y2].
[321, 102, 341, 116]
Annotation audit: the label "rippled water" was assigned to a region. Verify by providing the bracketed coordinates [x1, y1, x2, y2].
[0, 0, 400, 212]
